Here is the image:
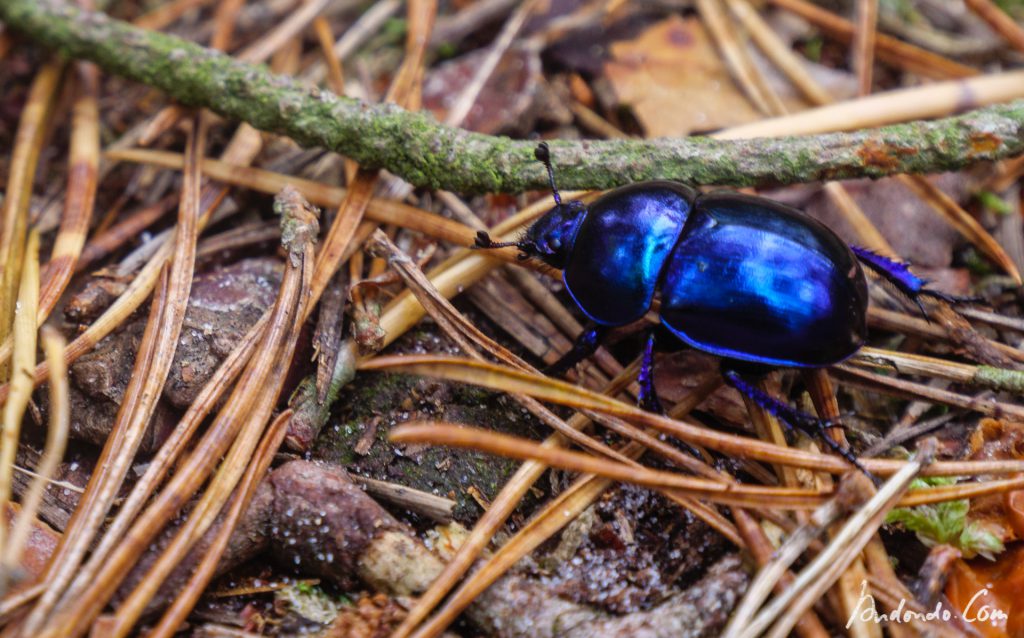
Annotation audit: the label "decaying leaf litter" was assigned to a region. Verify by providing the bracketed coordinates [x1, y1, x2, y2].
[4, 0, 1024, 636]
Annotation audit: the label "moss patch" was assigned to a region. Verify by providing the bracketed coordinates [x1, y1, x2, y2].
[313, 328, 548, 522]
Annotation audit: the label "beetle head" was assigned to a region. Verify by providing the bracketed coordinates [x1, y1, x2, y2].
[473, 201, 586, 269]
[518, 201, 586, 268]
[521, 141, 588, 268]
[472, 142, 586, 268]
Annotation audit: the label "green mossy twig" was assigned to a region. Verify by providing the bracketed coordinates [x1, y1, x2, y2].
[974, 365, 1024, 393]
[4, 0, 1024, 193]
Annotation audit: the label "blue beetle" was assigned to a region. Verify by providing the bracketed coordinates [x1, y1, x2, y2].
[475, 143, 974, 473]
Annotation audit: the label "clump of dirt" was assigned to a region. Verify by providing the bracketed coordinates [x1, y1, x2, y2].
[313, 324, 549, 523]
[57, 257, 282, 449]
[539, 484, 730, 614]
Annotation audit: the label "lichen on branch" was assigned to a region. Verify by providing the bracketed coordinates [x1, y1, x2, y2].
[3, 0, 1024, 193]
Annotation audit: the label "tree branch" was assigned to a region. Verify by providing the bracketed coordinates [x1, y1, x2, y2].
[3, 0, 1024, 193]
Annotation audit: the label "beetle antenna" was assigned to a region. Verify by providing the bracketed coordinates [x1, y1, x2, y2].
[535, 142, 562, 205]
[473, 230, 520, 250]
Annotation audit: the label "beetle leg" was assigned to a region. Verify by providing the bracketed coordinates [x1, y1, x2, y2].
[637, 331, 663, 413]
[722, 369, 876, 481]
[850, 246, 984, 322]
[545, 324, 607, 377]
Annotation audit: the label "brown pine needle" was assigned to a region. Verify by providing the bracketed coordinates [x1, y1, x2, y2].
[400, 375, 731, 638]
[0, 328, 67, 594]
[38, 60, 99, 324]
[0, 61, 100, 371]
[803, 368, 850, 466]
[309, 169, 377, 309]
[301, 0, 402, 86]
[715, 69, 1024, 139]
[105, 148, 480, 248]
[899, 174, 1021, 283]
[391, 423, 828, 508]
[0, 581, 45, 623]
[852, 0, 878, 96]
[835, 363, 1024, 420]
[54, 314, 269, 619]
[365, 354, 1024, 478]
[964, 0, 1024, 53]
[389, 423, 993, 511]
[868, 306, 1024, 365]
[743, 375, 800, 486]
[75, 196, 176, 271]
[768, 0, 978, 79]
[0, 230, 40, 589]
[312, 16, 345, 93]
[37, 187, 316, 638]
[132, 0, 213, 30]
[723, 471, 874, 638]
[146, 409, 292, 638]
[725, 0, 833, 106]
[390, 361, 654, 638]
[22, 114, 206, 638]
[0, 62, 63, 378]
[697, 0, 779, 116]
[853, 346, 1024, 393]
[751, 443, 935, 638]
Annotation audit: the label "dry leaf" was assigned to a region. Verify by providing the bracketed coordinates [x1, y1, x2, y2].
[603, 15, 760, 136]
[947, 544, 1024, 638]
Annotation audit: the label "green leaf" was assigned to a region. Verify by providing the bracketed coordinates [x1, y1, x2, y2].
[977, 190, 1014, 216]
[885, 477, 1004, 559]
[802, 36, 823, 63]
[960, 521, 1005, 561]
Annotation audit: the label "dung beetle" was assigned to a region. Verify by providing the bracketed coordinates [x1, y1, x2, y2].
[475, 142, 976, 473]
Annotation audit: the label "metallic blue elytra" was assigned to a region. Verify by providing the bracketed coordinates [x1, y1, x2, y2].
[659, 193, 868, 367]
[563, 182, 696, 326]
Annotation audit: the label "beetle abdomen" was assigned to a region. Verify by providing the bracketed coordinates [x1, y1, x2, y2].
[659, 193, 868, 367]
[564, 182, 697, 326]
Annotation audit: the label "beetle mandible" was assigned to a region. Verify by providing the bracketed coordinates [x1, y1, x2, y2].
[475, 143, 976, 474]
